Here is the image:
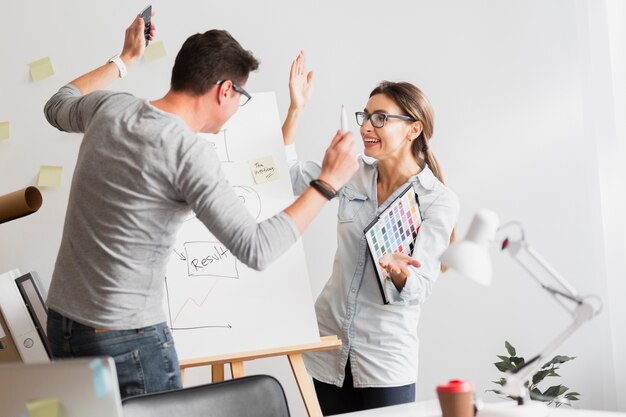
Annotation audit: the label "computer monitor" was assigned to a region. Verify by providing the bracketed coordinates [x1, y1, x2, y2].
[0, 357, 123, 417]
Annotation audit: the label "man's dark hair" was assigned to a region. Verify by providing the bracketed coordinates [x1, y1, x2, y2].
[171, 29, 259, 96]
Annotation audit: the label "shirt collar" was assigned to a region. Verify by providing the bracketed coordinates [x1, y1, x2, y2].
[411, 164, 437, 190]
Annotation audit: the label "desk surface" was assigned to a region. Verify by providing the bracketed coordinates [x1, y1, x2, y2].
[335, 400, 626, 417]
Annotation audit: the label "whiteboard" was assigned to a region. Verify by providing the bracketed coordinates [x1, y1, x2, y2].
[163, 92, 319, 360]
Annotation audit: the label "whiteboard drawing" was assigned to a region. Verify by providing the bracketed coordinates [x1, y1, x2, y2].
[232, 185, 262, 219]
[165, 277, 232, 331]
[184, 241, 238, 279]
[203, 129, 233, 162]
[163, 92, 319, 361]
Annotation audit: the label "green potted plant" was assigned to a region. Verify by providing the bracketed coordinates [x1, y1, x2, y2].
[488, 341, 580, 407]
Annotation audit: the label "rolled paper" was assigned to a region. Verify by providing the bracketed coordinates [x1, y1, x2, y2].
[0, 186, 43, 224]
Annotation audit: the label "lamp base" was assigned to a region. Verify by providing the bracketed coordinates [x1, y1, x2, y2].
[477, 401, 548, 417]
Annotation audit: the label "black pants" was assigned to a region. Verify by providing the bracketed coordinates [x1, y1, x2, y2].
[313, 359, 416, 416]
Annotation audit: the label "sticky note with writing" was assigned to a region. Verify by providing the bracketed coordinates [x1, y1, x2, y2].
[28, 57, 55, 82]
[38, 165, 63, 187]
[144, 41, 167, 62]
[0, 121, 9, 140]
[25, 397, 60, 417]
[248, 156, 279, 184]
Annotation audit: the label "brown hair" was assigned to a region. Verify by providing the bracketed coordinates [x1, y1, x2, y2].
[369, 81, 456, 269]
[171, 30, 259, 96]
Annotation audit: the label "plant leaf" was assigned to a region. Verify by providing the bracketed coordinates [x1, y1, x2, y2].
[492, 341, 580, 405]
[529, 388, 545, 402]
[492, 378, 507, 387]
[510, 356, 525, 368]
[532, 369, 551, 385]
[495, 361, 516, 372]
[543, 385, 569, 398]
[505, 341, 517, 356]
[542, 355, 576, 368]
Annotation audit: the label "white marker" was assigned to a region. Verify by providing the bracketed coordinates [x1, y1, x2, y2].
[340, 105, 349, 133]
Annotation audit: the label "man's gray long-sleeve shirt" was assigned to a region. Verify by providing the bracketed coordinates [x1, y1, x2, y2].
[44, 85, 299, 329]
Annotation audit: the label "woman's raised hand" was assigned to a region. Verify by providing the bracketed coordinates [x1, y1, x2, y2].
[288, 50, 314, 110]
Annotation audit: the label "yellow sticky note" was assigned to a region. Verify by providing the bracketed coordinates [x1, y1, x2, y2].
[249, 156, 279, 184]
[28, 57, 55, 82]
[38, 165, 63, 187]
[144, 41, 167, 62]
[0, 121, 9, 140]
[26, 397, 60, 417]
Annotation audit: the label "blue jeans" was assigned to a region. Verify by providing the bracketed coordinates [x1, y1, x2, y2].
[47, 309, 182, 399]
[313, 359, 416, 416]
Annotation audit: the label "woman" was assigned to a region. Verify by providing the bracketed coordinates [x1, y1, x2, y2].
[282, 52, 460, 415]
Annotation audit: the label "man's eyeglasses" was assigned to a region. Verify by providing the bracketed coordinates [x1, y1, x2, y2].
[215, 80, 252, 107]
[355, 111, 416, 128]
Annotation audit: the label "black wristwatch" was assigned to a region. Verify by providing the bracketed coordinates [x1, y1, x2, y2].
[309, 179, 337, 200]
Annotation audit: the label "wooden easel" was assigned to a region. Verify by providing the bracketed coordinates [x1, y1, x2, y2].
[179, 335, 341, 417]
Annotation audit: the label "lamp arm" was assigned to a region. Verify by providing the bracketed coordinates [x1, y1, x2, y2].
[524, 244, 580, 298]
[502, 302, 595, 402]
[503, 239, 583, 311]
[498, 232, 599, 403]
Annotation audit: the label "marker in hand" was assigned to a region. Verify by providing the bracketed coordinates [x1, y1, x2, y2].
[340, 105, 349, 133]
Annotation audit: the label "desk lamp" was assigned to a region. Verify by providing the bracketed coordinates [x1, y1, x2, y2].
[439, 210, 601, 417]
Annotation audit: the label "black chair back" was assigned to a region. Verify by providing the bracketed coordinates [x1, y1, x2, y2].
[122, 374, 291, 417]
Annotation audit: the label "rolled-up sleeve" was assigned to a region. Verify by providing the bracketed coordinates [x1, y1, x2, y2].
[285, 144, 322, 196]
[384, 188, 460, 304]
[44, 84, 113, 133]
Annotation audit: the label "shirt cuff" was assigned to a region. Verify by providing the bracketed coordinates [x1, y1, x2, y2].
[64, 83, 82, 95]
[284, 143, 298, 164]
[384, 267, 424, 304]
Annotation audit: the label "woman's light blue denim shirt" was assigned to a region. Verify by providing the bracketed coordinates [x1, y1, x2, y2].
[286, 144, 459, 387]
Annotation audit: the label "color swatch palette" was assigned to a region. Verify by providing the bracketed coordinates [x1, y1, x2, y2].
[364, 184, 422, 303]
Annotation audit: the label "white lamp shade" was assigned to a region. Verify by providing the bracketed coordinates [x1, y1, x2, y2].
[440, 209, 500, 286]
[440, 240, 493, 285]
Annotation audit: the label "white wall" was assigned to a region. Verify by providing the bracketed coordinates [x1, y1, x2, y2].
[0, 0, 623, 415]
[579, 0, 626, 411]
[604, 0, 626, 408]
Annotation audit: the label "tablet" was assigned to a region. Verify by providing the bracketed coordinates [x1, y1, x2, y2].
[364, 184, 422, 304]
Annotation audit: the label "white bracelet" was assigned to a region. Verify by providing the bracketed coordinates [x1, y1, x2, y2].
[107, 54, 127, 78]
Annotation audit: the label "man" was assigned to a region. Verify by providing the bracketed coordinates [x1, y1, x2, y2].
[44, 14, 357, 398]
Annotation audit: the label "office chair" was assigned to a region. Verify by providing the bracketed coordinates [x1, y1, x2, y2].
[122, 374, 291, 417]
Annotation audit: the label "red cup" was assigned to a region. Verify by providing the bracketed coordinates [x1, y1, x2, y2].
[436, 379, 474, 417]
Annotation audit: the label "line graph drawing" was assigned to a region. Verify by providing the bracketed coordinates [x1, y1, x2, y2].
[165, 277, 232, 331]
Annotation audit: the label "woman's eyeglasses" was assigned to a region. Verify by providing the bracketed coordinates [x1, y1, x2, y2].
[355, 111, 416, 128]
